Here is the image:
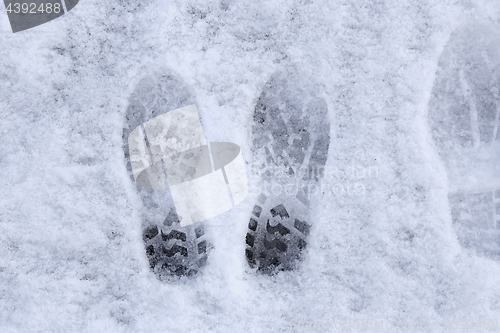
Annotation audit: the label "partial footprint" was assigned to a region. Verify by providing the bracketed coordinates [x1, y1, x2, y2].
[429, 22, 500, 259]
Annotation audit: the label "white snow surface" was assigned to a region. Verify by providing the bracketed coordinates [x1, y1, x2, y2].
[0, 0, 500, 332]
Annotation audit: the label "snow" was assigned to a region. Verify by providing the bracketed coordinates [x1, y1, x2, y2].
[0, 0, 500, 332]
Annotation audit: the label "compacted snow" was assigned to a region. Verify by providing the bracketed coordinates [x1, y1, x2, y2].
[0, 0, 500, 332]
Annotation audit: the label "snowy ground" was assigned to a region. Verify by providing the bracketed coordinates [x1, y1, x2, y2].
[1, 0, 500, 332]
